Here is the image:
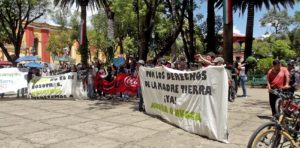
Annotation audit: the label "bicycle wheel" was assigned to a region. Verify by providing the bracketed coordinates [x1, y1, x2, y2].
[249, 126, 296, 148]
[248, 122, 276, 148]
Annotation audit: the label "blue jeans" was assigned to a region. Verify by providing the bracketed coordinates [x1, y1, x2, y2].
[240, 76, 247, 96]
[138, 87, 144, 111]
[87, 84, 94, 98]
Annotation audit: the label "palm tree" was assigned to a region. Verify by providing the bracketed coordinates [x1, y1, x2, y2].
[233, 0, 295, 60]
[54, 0, 100, 65]
[206, 0, 216, 53]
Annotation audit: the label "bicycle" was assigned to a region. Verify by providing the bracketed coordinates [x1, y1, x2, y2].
[248, 89, 300, 148]
[274, 89, 295, 115]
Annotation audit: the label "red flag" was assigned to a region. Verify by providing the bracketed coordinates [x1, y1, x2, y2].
[79, 21, 85, 45]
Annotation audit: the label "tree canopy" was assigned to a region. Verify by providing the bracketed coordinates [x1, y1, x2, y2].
[0, 0, 49, 63]
[260, 9, 293, 34]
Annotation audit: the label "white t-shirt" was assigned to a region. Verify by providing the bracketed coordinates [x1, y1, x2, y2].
[239, 67, 246, 76]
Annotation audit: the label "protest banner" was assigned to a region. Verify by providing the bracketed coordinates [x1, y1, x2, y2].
[94, 73, 138, 94]
[0, 68, 27, 93]
[28, 72, 78, 99]
[139, 66, 229, 143]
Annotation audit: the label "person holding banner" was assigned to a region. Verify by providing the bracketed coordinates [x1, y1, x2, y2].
[27, 68, 40, 83]
[95, 64, 108, 98]
[137, 60, 145, 112]
[194, 52, 216, 68]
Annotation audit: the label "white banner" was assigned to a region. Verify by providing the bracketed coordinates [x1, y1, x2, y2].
[28, 72, 77, 99]
[0, 68, 27, 93]
[139, 66, 229, 143]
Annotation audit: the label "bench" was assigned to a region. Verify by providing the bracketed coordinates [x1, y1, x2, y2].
[250, 75, 267, 88]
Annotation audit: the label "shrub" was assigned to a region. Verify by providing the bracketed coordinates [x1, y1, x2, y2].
[246, 56, 257, 64]
[256, 58, 274, 74]
[246, 56, 257, 69]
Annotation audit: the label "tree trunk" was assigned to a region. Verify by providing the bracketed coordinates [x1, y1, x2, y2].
[0, 42, 13, 62]
[80, 4, 88, 65]
[222, 0, 233, 64]
[206, 0, 216, 53]
[139, 23, 151, 61]
[139, 0, 158, 61]
[13, 29, 24, 61]
[14, 43, 21, 61]
[153, 26, 183, 61]
[244, 1, 255, 61]
[153, 0, 188, 61]
[107, 11, 115, 41]
[223, 22, 233, 64]
[181, 30, 191, 66]
[188, 0, 195, 63]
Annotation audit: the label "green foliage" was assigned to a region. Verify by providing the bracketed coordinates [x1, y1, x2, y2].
[246, 56, 257, 64]
[113, 0, 138, 38]
[50, 8, 70, 28]
[252, 40, 272, 58]
[197, 15, 223, 51]
[47, 30, 72, 54]
[256, 58, 274, 74]
[91, 11, 107, 34]
[271, 40, 295, 59]
[0, 0, 49, 62]
[289, 28, 300, 57]
[70, 11, 80, 42]
[295, 11, 300, 27]
[280, 59, 287, 67]
[260, 9, 293, 34]
[88, 10, 109, 51]
[123, 36, 137, 56]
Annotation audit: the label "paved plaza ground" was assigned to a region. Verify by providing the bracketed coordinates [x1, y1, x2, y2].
[0, 87, 276, 148]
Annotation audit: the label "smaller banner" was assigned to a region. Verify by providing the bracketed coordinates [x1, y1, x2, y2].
[0, 68, 27, 93]
[28, 72, 77, 99]
[94, 73, 138, 94]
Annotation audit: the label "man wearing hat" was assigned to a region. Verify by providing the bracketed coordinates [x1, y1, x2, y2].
[136, 60, 145, 112]
[212, 57, 225, 65]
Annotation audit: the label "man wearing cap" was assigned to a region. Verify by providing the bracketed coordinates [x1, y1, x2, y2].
[267, 60, 290, 115]
[212, 57, 224, 65]
[136, 60, 145, 112]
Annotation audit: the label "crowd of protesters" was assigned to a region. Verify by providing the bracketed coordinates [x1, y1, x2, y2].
[1, 53, 300, 113]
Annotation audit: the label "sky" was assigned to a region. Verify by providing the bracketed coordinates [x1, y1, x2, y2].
[41, 1, 300, 38]
[194, 1, 300, 37]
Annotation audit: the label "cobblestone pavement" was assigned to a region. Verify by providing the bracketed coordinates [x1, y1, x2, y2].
[0, 88, 275, 148]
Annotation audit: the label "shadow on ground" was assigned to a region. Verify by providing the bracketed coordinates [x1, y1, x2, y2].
[240, 100, 270, 110]
[85, 96, 139, 111]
